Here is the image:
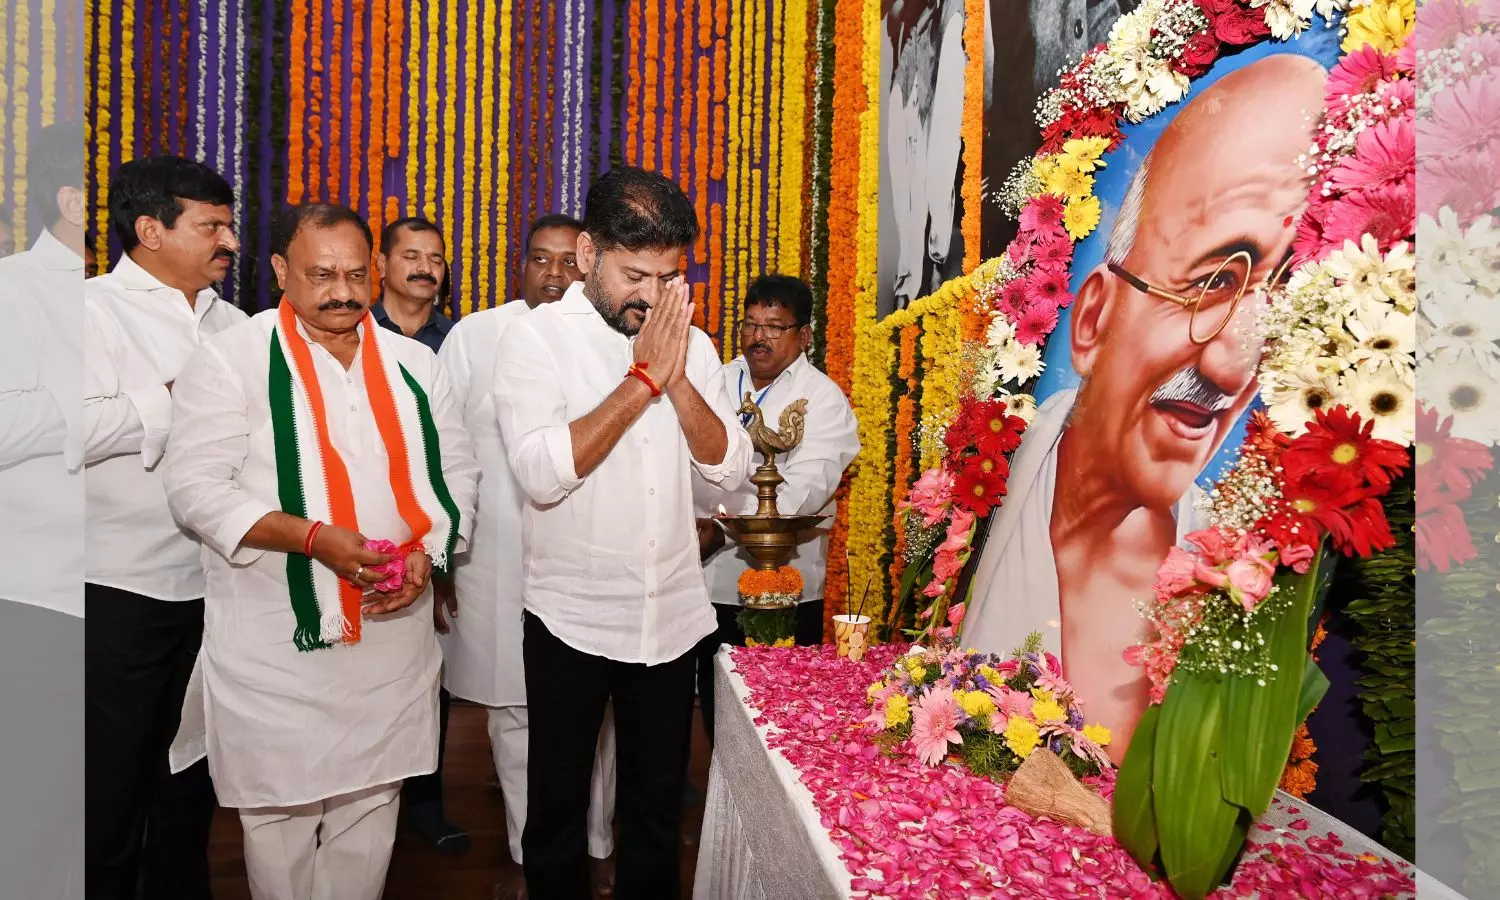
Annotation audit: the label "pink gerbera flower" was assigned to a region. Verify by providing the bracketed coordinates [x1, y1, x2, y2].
[1291, 197, 1332, 265]
[1027, 268, 1071, 310]
[998, 277, 1036, 322]
[1418, 72, 1500, 157]
[1321, 181, 1416, 251]
[910, 684, 963, 766]
[1005, 232, 1032, 268]
[1013, 303, 1060, 346]
[1415, 0, 1479, 52]
[1325, 46, 1399, 107]
[1328, 116, 1414, 193]
[1018, 196, 1066, 234]
[1418, 151, 1500, 220]
[1031, 232, 1074, 271]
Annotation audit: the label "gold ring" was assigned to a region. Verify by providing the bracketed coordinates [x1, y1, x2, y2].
[355, 566, 366, 582]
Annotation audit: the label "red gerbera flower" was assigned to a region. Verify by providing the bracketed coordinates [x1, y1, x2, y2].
[952, 456, 1009, 518]
[1245, 410, 1293, 468]
[1416, 403, 1493, 502]
[1416, 502, 1478, 573]
[1280, 406, 1410, 490]
[1260, 478, 1395, 559]
[955, 400, 1028, 458]
[943, 414, 982, 461]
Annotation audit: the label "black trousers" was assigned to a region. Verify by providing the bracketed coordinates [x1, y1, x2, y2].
[694, 598, 824, 746]
[402, 686, 452, 809]
[0, 599, 84, 899]
[522, 611, 694, 900]
[85, 584, 216, 900]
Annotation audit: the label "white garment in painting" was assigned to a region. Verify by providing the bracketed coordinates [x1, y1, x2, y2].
[960, 388, 1208, 658]
[694, 354, 860, 606]
[0, 230, 85, 617]
[162, 312, 478, 809]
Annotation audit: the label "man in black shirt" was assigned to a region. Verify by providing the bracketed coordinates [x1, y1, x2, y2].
[373, 216, 454, 352]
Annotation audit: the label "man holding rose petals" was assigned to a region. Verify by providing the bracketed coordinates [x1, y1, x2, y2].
[161, 203, 478, 900]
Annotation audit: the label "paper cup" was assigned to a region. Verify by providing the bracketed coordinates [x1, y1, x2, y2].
[832, 614, 872, 662]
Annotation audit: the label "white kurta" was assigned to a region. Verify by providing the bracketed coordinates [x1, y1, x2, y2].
[436, 300, 530, 707]
[960, 388, 1208, 658]
[492, 282, 753, 665]
[162, 311, 478, 809]
[0, 230, 85, 617]
[694, 354, 860, 606]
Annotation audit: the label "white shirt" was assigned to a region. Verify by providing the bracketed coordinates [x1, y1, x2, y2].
[492, 282, 753, 665]
[162, 311, 479, 808]
[84, 253, 247, 601]
[0, 230, 85, 617]
[960, 388, 1207, 657]
[694, 354, 860, 606]
[437, 300, 532, 707]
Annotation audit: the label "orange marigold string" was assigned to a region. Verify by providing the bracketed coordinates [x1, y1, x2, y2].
[289, 0, 309, 202]
[177, 3, 189, 149]
[888, 325, 921, 597]
[1280, 617, 1330, 798]
[707, 200, 724, 337]
[692, 282, 706, 331]
[626, 2, 641, 162]
[663, 0, 676, 178]
[960, 0, 983, 271]
[309, 0, 324, 199]
[386, 0, 404, 155]
[693, 55, 710, 264]
[351, 0, 367, 253]
[329, 0, 344, 202]
[823, 0, 865, 392]
[368, 0, 388, 273]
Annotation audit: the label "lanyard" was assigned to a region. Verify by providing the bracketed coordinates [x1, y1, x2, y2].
[738, 369, 775, 426]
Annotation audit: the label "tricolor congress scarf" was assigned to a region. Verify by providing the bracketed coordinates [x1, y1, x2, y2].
[269, 300, 460, 651]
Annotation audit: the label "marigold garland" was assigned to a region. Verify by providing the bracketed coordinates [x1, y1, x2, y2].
[643, 0, 658, 171]
[738, 566, 805, 598]
[88, 0, 109, 271]
[41, 0, 55, 128]
[403, 0, 419, 209]
[328, 0, 343, 202]
[693, 55, 710, 263]
[308, 0, 323, 198]
[888, 325, 921, 598]
[663, 0, 677, 178]
[351, 0, 367, 210]
[777, 0, 809, 275]
[626, 1, 640, 161]
[960, 0, 984, 271]
[484, 0, 509, 305]
[367, 0, 388, 277]
[119, 0, 133, 165]
[461, 0, 480, 312]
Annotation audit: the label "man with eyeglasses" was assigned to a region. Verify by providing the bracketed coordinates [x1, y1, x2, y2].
[691, 275, 860, 744]
[961, 54, 1327, 761]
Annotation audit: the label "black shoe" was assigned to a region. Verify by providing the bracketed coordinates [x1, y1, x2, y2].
[405, 801, 472, 854]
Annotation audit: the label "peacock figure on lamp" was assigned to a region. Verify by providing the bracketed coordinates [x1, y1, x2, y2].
[715, 396, 826, 634]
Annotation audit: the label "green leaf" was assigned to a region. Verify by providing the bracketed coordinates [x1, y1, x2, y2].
[1155, 673, 1241, 900]
[1210, 810, 1254, 891]
[1296, 657, 1330, 726]
[1219, 556, 1322, 816]
[1113, 703, 1162, 875]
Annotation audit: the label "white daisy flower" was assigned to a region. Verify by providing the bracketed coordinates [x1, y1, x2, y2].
[1425, 359, 1500, 445]
[1003, 393, 1038, 425]
[1344, 367, 1417, 445]
[986, 314, 1016, 349]
[996, 340, 1045, 384]
[1260, 363, 1348, 436]
[1343, 302, 1415, 372]
[1422, 312, 1500, 374]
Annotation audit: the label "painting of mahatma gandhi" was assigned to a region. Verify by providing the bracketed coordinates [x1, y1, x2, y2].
[961, 36, 1342, 762]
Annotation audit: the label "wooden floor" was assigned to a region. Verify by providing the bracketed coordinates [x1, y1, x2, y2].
[208, 699, 713, 899]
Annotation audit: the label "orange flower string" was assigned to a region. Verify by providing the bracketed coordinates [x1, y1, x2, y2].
[707, 200, 724, 337]
[350, 0, 368, 213]
[387, 0, 405, 155]
[889, 325, 921, 596]
[367, 0, 388, 274]
[309, 0, 323, 198]
[693, 56, 710, 263]
[663, 0, 676, 177]
[644, 0, 659, 171]
[960, 0, 984, 271]
[738, 566, 805, 598]
[626, 2, 641, 161]
[329, 0, 344, 202]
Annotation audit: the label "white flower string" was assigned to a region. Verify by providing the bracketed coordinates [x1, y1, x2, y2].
[231, 0, 245, 298]
[196, 0, 209, 162]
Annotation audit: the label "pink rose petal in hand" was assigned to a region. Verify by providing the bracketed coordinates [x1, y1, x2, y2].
[362, 539, 407, 592]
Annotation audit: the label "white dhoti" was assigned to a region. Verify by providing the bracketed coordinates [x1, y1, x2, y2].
[239, 782, 402, 900]
[488, 704, 618, 864]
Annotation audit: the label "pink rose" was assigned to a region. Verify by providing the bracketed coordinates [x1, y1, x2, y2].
[1186, 528, 1235, 565]
[1225, 557, 1276, 610]
[1192, 563, 1229, 590]
[1276, 541, 1317, 574]
[363, 539, 407, 592]
[1156, 546, 1200, 598]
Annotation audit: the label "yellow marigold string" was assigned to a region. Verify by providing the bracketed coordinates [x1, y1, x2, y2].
[777, 0, 809, 275]
[119, 0, 133, 164]
[0, 0, 12, 228]
[89, 0, 109, 272]
[41, 0, 56, 128]
[461, 0, 480, 312]
[483, 0, 508, 305]
[766, 0, 784, 264]
[403, 0, 419, 207]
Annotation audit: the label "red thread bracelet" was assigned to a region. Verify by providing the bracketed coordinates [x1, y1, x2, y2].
[626, 364, 662, 397]
[303, 520, 324, 557]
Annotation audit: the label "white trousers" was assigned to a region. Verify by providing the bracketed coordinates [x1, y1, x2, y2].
[488, 703, 617, 864]
[239, 782, 401, 900]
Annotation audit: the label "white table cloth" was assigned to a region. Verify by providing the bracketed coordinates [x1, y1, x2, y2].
[693, 648, 1457, 900]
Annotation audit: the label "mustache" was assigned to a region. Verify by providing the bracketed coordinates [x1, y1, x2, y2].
[213, 248, 235, 261]
[406, 273, 438, 284]
[318, 299, 365, 312]
[621, 299, 650, 315]
[748, 343, 772, 354]
[1149, 366, 1235, 412]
